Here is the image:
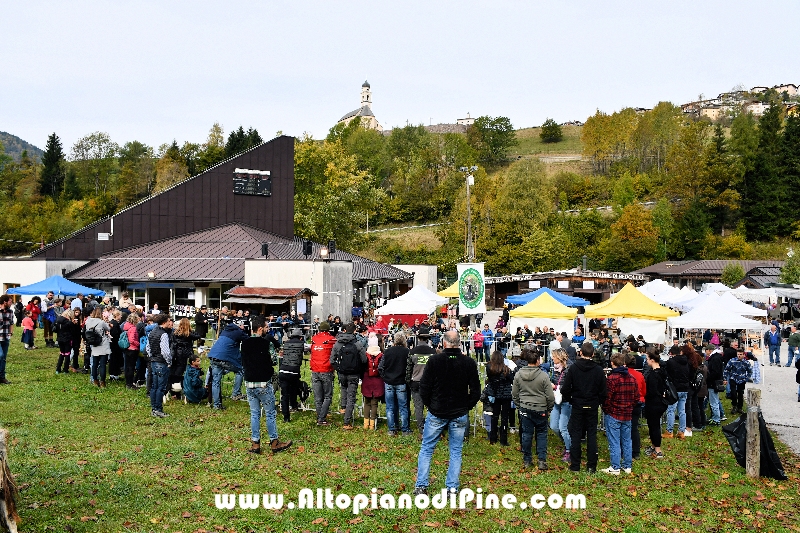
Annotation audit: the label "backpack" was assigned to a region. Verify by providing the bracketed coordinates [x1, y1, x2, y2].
[691, 368, 704, 392]
[140, 330, 149, 354]
[366, 352, 382, 377]
[298, 380, 311, 402]
[662, 374, 679, 406]
[84, 325, 103, 347]
[118, 329, 130, 350]
[334, 341, 363, 374]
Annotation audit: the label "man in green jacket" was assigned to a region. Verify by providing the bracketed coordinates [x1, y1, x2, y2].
[512, 349, 555, 470]
[786, 325, 800, 367]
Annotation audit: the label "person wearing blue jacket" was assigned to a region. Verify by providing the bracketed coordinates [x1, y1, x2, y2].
[481, 324, 494, 362]
[723, 348, 752, 415]
[182, 355, 207, 404]
[208, 322, 248, 409]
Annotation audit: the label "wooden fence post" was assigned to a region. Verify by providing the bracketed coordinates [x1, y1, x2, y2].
[746, 388, 761, 478]
[0, 427, 19, 533]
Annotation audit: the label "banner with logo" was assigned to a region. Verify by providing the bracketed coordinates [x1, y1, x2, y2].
[457, 262, 486, 315]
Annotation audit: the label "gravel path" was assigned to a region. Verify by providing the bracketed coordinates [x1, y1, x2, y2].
[749, 344, 800, 456]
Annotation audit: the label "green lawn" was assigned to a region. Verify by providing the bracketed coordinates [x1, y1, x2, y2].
[511, 125, 584, 158]
[1, 342, 799, 532]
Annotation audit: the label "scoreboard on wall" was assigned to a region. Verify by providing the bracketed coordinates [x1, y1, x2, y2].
[233, 168, 271, 196]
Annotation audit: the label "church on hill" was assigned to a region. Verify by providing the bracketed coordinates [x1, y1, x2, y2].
[337, 80, 383, 131]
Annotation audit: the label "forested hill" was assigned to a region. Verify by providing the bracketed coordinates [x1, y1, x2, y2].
[0, 131, 43, 162]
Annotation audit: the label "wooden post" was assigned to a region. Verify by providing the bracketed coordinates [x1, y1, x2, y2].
[746, 388, 761, 478]
[0, 428, 20, 533]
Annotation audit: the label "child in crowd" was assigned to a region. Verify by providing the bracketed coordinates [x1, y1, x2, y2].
[182, 355, 207, 404]
[21, 310, 36, 349]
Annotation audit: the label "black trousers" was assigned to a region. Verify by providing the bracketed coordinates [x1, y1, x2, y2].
[71, 339, 81, 369]
[730, 381, 745, 411]
[630, 403, 642, 458]
[568, 405, 599, 471]
[279, 372, 300, 421]
[644, 405, 665, 448]
[57, 341, 72, 372]
[489, 398, 512, 445]
[124, 350, 138, 387]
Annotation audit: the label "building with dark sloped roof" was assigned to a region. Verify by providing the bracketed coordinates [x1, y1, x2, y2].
[633, 260, 784, 290]
[337, 81, 382, 131]
[0, 136, 414, 320]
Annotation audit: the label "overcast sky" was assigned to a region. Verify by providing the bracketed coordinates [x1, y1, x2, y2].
[3, 0, 798, 153]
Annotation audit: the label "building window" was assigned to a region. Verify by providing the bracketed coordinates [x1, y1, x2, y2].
[3, 284, 20, 302]
[175, 288, 194, 307]
[208, 288, 221, 309]
[132, 289, 146, 307]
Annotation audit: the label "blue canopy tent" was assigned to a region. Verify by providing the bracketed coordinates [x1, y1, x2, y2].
[7, 275, 105, 297]
[505, 287, 589, 308]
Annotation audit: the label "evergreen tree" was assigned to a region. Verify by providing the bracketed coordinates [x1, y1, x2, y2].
[39, 133, 66, 199]
[741, 105, 784, 240]
[224, 126, 262, 158]
[780, 114, 800, 230]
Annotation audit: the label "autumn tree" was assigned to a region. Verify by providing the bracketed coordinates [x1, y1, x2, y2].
[599, 203, 658, 272]
[720, 262, 745, 286]
[466, 116, 517, 166]
[197, 122, 227, 172]
[70, 132, 118, 196]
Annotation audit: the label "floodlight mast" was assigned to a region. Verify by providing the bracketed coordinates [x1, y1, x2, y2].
[460, 166, 478, 262]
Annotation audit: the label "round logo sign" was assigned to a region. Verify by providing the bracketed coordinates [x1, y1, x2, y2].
[458, 267, 484, 310]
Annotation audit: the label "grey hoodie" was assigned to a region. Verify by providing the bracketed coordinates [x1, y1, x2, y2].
[512, 364, 555, 412]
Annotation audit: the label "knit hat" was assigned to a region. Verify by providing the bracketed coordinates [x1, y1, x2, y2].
[367, 333, 381, 355]
[319, 321, 330, 331]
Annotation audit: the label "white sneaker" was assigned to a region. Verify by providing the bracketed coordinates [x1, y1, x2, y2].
[684, 428, 693, 437]
[623, 468, 632, 474]
[601, 467, 620, 475]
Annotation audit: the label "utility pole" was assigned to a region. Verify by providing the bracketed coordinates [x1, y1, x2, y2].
[460, 166, 478, 262]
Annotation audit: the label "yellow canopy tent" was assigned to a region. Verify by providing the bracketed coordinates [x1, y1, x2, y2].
[584, 283, 678, 320]
[437, 281, 459, 298]
[509, 292, 578, 320]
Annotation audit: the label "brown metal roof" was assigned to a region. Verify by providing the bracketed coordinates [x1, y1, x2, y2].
[66, 223, 411, 283]
[225, 286, 317, 298]
[633, 260, 784, 277]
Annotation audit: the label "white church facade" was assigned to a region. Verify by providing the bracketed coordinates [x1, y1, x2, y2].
[337, 80, 383, 131]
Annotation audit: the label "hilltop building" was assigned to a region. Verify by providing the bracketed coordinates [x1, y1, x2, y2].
[337, 81, 383, 131]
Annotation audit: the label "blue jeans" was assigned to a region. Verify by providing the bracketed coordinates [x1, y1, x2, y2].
[210, 359, 240, 408]
[550, 402, 572, 450]
[232, 370, 243, 398]
[665, 391, 688, 434]
[149, 362, 169, 411]
[415, 413, 469, 490]
[520, 408, 549, 463]
[0, 339, 8, 380]
[90, 354, 108, 383]
[247, 384, 279, 443]
[605, 415, 632, 470]
[787, 346, 798, 366]
[768, 344, 780, 365]
[708, 388, 721, 423]
[385, 383, 410, 432]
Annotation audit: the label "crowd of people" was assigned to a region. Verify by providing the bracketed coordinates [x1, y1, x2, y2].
[1, 292, 797, 491]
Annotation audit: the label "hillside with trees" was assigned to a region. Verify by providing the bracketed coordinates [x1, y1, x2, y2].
[1, 99, 798, 277]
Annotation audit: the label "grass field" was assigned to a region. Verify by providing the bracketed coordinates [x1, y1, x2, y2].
[2, 341, 799, 532]
[510, 125, 584, 158]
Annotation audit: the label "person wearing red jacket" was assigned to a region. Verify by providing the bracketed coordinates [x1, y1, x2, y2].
[310, 321, 336, 426]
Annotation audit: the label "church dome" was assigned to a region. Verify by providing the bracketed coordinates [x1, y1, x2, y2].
[362, 80, 370, 88]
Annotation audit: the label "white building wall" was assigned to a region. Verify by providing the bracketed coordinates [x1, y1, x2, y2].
[393, 264, 437, 292]
[245, 259, 353, 321]
[0, 259, 48, 294]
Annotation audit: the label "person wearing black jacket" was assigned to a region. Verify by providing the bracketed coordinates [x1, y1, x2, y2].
[194, 305, 209, 347]
[560, 342, 607, 473]
[414, 330, 480, 495]
[379, 332, 411, 435]
[643, 351, 667, 459]
[54, 310, 74, 374]
[241, 316, 291, 454]
[486, 350, 514, 446]
[279, 328, 305, 422]
[706, 346, 724, 425]
[664, 345, 690, 439]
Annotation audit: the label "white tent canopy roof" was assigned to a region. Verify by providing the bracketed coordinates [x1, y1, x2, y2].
[668, 304, 763, 330]
[374, 285, 448, 316]
[717, 291, 767, 317]
[728, 286, 777, 304]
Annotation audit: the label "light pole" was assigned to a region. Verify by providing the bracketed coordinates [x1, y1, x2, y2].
[460, 166, 478, 262]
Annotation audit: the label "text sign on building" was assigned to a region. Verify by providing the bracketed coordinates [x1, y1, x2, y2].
[233, 168, 271, 196]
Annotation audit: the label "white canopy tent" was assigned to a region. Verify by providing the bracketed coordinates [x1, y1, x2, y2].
[667, 305, 763, 330]
[374, 285, 448, 316]
[728, 286, 777, 304]
[673, 291, 719, 312]
[663, 286, 699, 309]
[639, 279, 682, 305]
[717, 292, 767, 317]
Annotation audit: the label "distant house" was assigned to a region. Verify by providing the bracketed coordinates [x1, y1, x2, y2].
[633, 260, 785, 290]
[750, 86, 769, 93]
[773, 83, 798, 96]
[456, 113, 475, 126]
[735, 266, 782, 289]
[700, 105, 724, 121]
[743, 101, 770, 117]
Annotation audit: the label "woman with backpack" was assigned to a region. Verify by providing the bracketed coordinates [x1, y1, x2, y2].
[170, 318, 201, 399]
[68, 307, 83, 372]
[362, 333, 385, 430]
[122, 313, 140, 389]
[108, 310, 124, 381]
[85, 307, 111, 387]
